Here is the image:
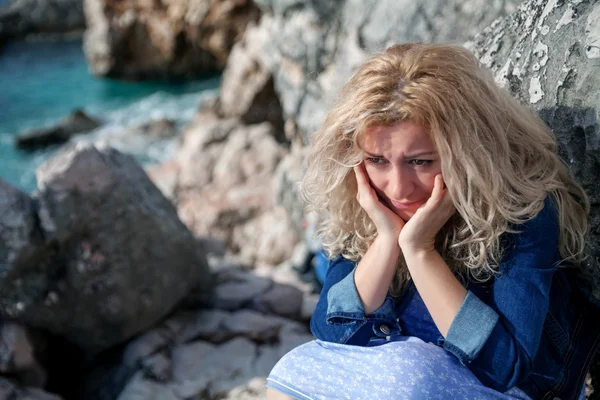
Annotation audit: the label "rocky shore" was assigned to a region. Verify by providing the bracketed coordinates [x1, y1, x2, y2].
[0, 0, 86, 44]
[2, 0, 600, 399]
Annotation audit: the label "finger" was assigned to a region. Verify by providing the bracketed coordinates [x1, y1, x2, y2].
[354, 165, 373, 205]
[422, 174, 444, 209]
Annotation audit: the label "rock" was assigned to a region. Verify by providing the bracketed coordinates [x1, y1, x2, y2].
[175, 115, 239, 191]
[116, 371, 178, 400]
[140, 351, 172, 383]
[0, 0, 85, 42]
[232, 206, 299, 267]
[268, 260, 313, 293]
[130, 119, 177, 140]
[0, 377, 63, 400]
[15, 109, 101, 151]
[224, 0, 522, 143]
[213, 269, 273, 310]
[220, 377, 267, 400]
[0, 322, 34, 371]
[252, 281, 303, 318]
[220, 309, 281, 342]
[83, 0, 261, 80]
[466, 0, 600, 396]
[122, 327, 172, 368]
[0, 143, 213, 354]
[273, 141, 310, 238]
[0, 322, 47, 388]
[173, 119, 294, 265]
[212, 122, 284, 188]
[467, 0, 600, 299]
[171, 337, 258, 398]
[300, 293, 319, 321]
[218, 22, 285, 140]
[0, 179, 42, 270]
[145, 160, 178, 201]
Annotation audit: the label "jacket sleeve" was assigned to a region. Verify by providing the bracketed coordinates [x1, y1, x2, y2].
[310, 255, 402, 346]
[441, 197, 561, 392]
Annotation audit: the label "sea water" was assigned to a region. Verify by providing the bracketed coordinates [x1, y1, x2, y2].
[0, 37, 220, 193]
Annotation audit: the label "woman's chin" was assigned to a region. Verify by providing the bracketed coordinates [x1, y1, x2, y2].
[393, 209, 413, 222]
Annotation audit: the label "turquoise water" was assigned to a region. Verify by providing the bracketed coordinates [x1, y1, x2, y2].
[0, 38, 220, 192]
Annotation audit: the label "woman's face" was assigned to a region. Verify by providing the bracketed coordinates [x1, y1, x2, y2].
[362, 121, 442, 221]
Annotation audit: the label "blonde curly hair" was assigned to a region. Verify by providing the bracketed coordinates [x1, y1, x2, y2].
[301, 43, 589, 295]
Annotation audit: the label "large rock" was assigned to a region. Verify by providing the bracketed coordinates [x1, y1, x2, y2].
[0, 143, 213, 353]
[466, 0, 600, 396]
[78, 264, 314, 400]
[83, 0, 261, 80]
[221, 0, 522, 141]
[467, 0, 600, 298]
[162, 111, 298, 266]
[0, 0, 85, 42]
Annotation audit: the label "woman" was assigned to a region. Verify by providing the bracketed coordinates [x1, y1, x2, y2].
[266, 43, 596, 399]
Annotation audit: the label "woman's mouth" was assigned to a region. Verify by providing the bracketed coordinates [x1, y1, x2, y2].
[389, 199, 423, 210]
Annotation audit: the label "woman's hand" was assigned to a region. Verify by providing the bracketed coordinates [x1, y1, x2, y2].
[398, 174, 455, 255]
[354, 164, 405, 241]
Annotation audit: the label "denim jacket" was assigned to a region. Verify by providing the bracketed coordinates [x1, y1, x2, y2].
[310, 198, 600, 399]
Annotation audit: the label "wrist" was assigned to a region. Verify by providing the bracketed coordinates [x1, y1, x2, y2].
[402, 246, 438, 264]
[398, 237, 435, 255]
[375, 233, 402, 253]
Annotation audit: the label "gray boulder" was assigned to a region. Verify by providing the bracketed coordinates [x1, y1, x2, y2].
[0, 143, 213, 353]
[15, 109, 101, 151]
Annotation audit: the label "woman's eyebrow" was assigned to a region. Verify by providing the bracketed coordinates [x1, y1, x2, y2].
[405, 151, 436, 158]
[363, 151, 384, 157]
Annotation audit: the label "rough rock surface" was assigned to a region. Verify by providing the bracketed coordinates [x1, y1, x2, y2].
[15, 109, 101, 151]
[83, 0, 261, 80]
[218, 22, 285, 138]
[467, 0, 600, 272]
[150, 109, 299, 267]
[0, 0, 85, 42]
[467, 0, 600, 397]
[0, 179, 42, 271]
[0, 144, 213, 353]
[219, 0, 522, 142]
[76, 262, 314, 400]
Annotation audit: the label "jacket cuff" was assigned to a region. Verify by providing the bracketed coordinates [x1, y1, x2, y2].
[442, 290, 499, 364]
[325, 268, 399, 329]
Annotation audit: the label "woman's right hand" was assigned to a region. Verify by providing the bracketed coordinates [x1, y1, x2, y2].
[354, 164, 405, 242]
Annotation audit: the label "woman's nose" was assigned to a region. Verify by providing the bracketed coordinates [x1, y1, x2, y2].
[389, 167, 414, 200]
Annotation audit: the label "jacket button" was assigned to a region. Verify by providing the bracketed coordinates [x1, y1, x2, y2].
[380, 325, 391, 335]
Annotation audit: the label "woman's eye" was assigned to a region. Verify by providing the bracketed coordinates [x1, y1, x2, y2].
[366, 157, 387, 165]
[408, 159, 432, 166]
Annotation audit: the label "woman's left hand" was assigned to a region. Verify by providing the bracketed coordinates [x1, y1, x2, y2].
[398, 174, 456, 255]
